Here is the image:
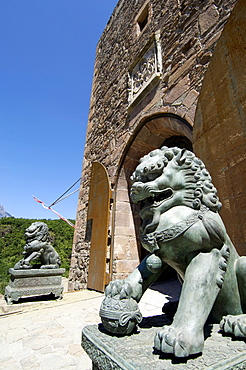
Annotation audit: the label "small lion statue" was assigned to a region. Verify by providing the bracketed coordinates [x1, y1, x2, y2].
[100, 146, 246, 358]
[14, 222, 61, 269]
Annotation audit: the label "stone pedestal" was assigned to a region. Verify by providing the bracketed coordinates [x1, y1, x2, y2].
[82, 322, 246, 370]
[5, 268, 65, 304]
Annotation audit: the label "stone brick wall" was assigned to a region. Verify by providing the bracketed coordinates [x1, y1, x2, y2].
[68, 0, 237, 291]
[194, 0, 246, 256]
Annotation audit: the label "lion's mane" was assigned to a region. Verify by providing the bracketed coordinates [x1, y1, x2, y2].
[25, 222, 50, 243]
[131, 146, 222, 213]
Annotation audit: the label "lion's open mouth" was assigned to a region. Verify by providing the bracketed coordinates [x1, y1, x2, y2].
[152, 188, 173, 206]
[140, 188, 173, 210]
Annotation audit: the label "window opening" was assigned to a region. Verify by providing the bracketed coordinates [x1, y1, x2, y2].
[137, 4, 149, 33]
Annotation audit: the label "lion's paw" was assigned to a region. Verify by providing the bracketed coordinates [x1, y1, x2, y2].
[105, 279, 133, 299]
[220, 314, 246, 337]
[154, 326, 204, 358]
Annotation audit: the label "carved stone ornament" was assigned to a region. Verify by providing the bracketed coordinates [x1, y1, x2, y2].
[140, 204, 209, 252]
[5, 267, 65, 304]
[13, 222, 61, 270]
[4, 221, 64, 304]
[99, 146, 246, 359]
[128, 32, 162, 106]
[100, 294, 142, 335]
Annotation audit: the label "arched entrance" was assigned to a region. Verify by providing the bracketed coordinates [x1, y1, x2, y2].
[110, 114, 193, 281]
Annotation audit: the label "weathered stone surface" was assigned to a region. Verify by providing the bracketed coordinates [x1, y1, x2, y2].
[198, 5, 220, 35]
[69, 0, 238, 290]
[82, 323, 246, 370]
[194, 0, 246, 256]
[5, 268, 65, 304]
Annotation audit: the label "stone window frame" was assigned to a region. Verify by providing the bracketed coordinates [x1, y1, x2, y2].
[128, 31, 162, 108]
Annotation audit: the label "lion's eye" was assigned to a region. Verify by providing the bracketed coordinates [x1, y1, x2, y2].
[163, 158, 168, 165]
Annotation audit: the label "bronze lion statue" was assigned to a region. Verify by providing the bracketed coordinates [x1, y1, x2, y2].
[14, 222, 61, 269]
[100, 146, 246, 358]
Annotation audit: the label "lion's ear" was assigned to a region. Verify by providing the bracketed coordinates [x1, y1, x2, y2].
[176, 148, 187, 166]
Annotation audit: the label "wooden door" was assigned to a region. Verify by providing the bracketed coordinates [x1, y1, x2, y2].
[87, 162, 111, 292]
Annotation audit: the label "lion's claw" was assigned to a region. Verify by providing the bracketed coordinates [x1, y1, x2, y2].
[220, 314, 246, 337]
[154, 326, 204, 357]
[165, 331, 174, 346]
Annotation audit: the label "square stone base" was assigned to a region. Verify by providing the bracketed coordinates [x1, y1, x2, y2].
[82, 321, 246, 370]
[5, 268, 65, 304]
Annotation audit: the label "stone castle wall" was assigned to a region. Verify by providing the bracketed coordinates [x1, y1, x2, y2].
[69, 0, 237, 291]
[193, 0, 246, 256]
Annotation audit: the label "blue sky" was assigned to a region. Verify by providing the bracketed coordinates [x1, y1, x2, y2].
[0, 0, 118, 220]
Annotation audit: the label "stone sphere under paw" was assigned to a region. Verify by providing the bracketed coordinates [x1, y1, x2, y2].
[99, 296, 142, 335]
